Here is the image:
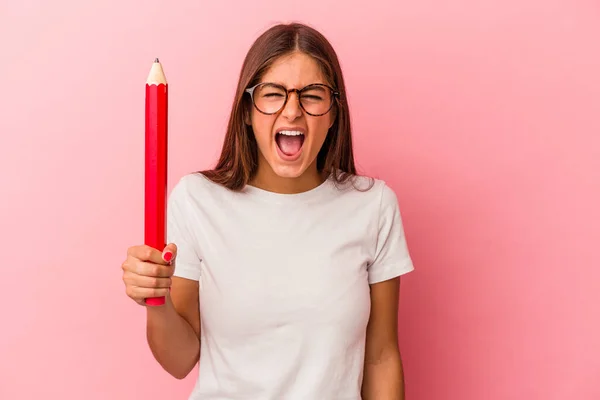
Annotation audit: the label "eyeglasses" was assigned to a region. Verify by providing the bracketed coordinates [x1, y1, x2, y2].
[245, 82, 339, 116]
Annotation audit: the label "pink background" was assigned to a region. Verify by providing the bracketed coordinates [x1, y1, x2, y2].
[1, 1, 599, 399]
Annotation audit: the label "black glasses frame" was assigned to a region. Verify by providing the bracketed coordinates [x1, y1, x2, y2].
[245, 82, 340, 116]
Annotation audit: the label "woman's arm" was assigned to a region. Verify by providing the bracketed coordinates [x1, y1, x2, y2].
[361, 277, 406, 400]
[146, 276, 201, 379]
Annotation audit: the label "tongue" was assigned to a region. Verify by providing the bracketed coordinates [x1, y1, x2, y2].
[277, 134, 303, 156]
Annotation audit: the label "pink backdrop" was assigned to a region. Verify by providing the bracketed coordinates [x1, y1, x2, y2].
[1, 1, 599, 399]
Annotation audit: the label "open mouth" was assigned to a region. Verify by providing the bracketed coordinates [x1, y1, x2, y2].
[275, 130, 305, 158]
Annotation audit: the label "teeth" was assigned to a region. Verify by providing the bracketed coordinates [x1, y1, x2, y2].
[278, 130, 304, 136]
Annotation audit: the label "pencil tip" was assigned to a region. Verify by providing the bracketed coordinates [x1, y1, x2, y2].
[155, 57, 159, 63]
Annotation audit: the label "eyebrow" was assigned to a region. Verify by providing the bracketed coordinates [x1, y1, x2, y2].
[260, 81, 329, 89]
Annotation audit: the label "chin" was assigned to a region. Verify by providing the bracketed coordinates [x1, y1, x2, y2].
[268, 147, 309, 178]
[270, 164, 308, 179]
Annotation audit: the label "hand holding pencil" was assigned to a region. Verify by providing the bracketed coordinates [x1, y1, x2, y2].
[121, 244, 176, 306]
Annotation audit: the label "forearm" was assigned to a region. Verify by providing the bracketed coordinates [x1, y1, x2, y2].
[361, 351, 405, 400]
[146, 295, 200, 379]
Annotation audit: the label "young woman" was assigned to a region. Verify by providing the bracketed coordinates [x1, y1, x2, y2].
[122, 22, 414, 400]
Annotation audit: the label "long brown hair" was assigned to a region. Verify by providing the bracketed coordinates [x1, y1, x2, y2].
[199, 22, 361, 191]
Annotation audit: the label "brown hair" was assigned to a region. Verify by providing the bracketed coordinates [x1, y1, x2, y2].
[199, 22, 363, 191]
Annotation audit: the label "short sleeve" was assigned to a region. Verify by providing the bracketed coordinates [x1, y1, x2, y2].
[367, 183, 415, 284]
[167, 176, 203, 281]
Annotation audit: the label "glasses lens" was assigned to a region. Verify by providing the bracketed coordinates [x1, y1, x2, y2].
[299, 85, 332, 115]
[253, 84, 286, 114]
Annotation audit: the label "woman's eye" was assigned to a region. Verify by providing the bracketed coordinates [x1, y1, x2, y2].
[302, 95, 323, 101]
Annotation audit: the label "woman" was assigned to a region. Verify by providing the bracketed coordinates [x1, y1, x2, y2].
[122, 22, 414, 400]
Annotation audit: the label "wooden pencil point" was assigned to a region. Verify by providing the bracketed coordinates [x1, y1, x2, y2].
[155, 57, 160, 63]
[146, 59, 167, 85]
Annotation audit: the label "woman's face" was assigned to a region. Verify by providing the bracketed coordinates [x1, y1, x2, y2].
[248, 51, 335, 182]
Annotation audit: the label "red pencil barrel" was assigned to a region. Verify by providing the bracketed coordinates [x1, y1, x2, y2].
[145, 82, 168, 306]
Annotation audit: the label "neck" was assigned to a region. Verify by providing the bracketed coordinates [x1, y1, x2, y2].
[249, 161, 325, 194]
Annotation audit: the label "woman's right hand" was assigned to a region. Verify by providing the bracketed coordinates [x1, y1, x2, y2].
[121, 243, 177, 306]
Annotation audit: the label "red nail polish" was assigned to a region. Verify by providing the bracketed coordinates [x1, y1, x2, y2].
[164, 251, 173, 262]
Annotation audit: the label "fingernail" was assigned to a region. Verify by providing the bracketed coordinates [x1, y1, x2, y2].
[163, 251, 173, 262]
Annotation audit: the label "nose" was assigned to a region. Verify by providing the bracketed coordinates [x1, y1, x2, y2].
[281, 90, 302, 120]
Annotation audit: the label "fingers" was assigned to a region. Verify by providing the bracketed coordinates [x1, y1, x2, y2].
[123, 259, 173, 278]
[124, 243, 178, 306]
[126, 285, 170, 303]
[123, 270, 172, 289]
[122, 262, 172, 306]
[128, 244, 175, 265]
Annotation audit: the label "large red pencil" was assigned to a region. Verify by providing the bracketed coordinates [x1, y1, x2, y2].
[145, 58, 168, 306]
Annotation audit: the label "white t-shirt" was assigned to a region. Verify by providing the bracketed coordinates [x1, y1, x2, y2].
[167, 171, 414, 400]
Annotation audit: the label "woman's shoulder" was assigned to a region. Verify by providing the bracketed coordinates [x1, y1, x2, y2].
[168, 171, 230, 205]
[331, 171, 398, 204]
